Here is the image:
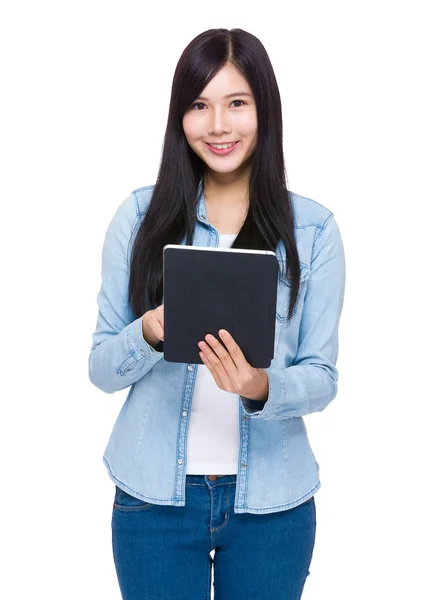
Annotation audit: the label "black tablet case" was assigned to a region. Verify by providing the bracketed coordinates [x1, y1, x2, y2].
[162, 245, 279, 368]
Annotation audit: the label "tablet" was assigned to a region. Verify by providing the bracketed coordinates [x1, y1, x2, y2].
[162, 244, 279, 368]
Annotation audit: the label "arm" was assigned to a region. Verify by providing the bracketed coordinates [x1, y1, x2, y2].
[88, 192, 164, 394]
[240, 213, 346, 419]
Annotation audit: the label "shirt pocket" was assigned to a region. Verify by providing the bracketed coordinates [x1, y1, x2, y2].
[276, 262, 310, 323]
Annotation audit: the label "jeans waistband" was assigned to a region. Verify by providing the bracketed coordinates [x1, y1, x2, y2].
[185, 474, 237, 484]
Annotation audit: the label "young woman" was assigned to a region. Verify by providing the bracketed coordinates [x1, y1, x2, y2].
[89, 27, 346, 600]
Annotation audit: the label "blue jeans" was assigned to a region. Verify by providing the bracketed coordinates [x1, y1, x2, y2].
[112, 474, 316, 599]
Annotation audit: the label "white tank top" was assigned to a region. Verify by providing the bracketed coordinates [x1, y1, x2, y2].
[185, 233, 240, 474]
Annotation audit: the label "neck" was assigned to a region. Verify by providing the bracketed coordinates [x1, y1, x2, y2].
[203, 169, 250, 206]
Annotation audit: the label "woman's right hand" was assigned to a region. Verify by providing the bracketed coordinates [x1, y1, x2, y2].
[141, 304, 164, 348]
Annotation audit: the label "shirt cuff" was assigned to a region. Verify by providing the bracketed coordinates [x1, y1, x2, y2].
[239, 367, 284, 419]
[116, 315, 164, 374]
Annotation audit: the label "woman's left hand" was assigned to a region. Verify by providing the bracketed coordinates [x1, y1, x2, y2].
[198, 329, 269, 401]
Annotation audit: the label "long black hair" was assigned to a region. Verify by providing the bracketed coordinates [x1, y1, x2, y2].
[128, 28, 301, 322]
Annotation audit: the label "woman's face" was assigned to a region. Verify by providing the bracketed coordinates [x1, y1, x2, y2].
[182, 63, 258, 179]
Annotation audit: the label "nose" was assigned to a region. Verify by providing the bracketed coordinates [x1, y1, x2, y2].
[207, 107, 231, 137]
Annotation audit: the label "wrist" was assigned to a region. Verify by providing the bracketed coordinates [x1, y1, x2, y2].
[245, 370, 269, 401]
[141, 313, 160, 348]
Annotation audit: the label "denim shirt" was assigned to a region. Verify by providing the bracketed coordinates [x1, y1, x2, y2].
[88, 181, 346, 514]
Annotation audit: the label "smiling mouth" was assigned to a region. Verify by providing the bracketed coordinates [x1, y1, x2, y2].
[206, 141, 238, 145]
[205, 141, 239, 155]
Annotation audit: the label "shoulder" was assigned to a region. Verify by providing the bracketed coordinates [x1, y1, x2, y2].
[288, 190, 334, 231]
[128, 186, 333, 228]
[118, 185, 334, 234]
[130, 184, 155, 216]
[103, 185, 154, 248]
[107, 185, 154, 232]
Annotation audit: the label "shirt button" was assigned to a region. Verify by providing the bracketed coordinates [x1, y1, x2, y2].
[178, 458, 183, 465]
[243, 415, 249, 421]
[187, 365, 194, 372]
[182, 411, 188, 417]
[241, 463, 247, 469]
[200, 213, 205, 219]
[140, 350, 146, 356]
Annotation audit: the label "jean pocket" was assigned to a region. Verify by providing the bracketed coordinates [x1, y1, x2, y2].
[113, 485, 155, 511]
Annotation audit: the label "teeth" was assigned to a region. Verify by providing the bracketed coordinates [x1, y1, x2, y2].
[210, 142, 235, 149]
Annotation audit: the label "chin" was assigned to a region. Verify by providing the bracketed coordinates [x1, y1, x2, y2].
[206, 163, 245, 175]
[202, 153, 246, 170]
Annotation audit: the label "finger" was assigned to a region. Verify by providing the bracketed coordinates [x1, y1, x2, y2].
[199, 336, 235, 385]
[202, 334, 239, 378]
[199, 349, 233, 392]
[156, 316, 164, 340]
[217, 330, 247, 369]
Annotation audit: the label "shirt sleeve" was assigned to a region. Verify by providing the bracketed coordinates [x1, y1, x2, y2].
[240, 213, 346, 419]
[88, 192, 164, 394]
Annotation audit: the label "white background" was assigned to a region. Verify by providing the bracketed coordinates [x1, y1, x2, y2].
[1, 1, 435, 598]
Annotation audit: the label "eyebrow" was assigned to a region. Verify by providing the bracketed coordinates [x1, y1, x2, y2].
[195, 92, 253, 101]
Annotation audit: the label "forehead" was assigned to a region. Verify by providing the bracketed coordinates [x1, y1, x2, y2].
[198, 64, 251, 100]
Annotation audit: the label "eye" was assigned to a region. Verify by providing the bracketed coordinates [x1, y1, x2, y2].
[190, 99, 247, 110]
